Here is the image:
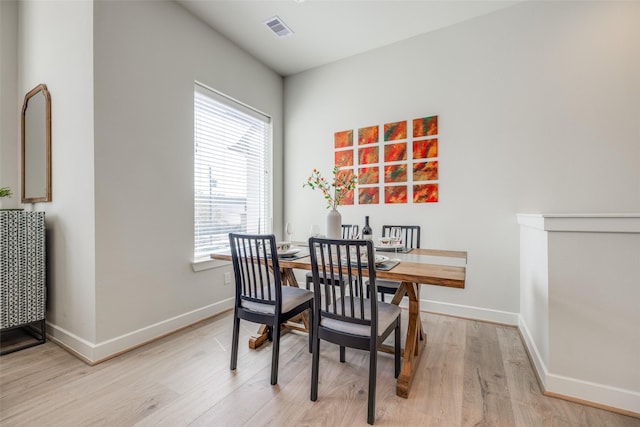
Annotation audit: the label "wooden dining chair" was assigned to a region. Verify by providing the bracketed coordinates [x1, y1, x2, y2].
[304, 224, 359, 290]
[308, 237, 401, 425]
[371, 225, 421, 301]
[228, 233, 314, 385]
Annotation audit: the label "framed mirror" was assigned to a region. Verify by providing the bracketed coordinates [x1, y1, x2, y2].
[21, 84, 51, 203]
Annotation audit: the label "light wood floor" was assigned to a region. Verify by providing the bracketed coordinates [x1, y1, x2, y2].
[1, 310, 638, 426]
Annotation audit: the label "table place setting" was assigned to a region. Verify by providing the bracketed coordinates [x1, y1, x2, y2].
[275, 241, 309, 260]
[374, 233, 413, 253]
[339, 250, 401, 271]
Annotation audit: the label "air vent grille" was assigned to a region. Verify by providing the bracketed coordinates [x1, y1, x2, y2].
[264, 16, 293, 38]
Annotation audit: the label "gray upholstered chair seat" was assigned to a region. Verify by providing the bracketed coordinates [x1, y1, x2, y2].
[321, 297, 401, 337]
[242, 286, 314, 314]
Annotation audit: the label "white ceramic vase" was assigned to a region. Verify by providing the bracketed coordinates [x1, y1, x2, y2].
[326, 207, 342, 239]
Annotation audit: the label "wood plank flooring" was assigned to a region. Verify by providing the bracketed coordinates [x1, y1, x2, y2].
[1, 310, 638, 426]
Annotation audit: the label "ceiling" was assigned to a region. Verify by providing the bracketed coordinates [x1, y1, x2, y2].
[176, 0, 521, 76]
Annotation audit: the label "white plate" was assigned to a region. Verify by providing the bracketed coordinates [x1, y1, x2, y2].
[343, 254, 389, 266]
[375, 244, 404, 250]
[277, 247, 301, 256]
[372, 254, 389, 264]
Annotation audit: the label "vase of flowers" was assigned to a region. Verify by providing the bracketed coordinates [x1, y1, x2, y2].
[303, 166, 357, 239]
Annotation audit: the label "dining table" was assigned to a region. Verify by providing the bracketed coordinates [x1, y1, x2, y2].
[211, 243, 467, 398]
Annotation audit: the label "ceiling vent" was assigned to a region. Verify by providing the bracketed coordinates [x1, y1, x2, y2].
[264, 16, 294, 38]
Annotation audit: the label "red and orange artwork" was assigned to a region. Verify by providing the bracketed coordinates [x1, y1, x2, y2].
[413, 184, 438, 203]
[384, 186, 407, 204]
[384, 143, 407, 162]
[341, 189, 355, 205]
[412, 116, 438, 137]
[358, 167, 379, 185]
[358, 126, 379, 145]
[358, 187, 379, 204]
[384, 164, 407, 183]
[413, 161, 438, 181]
[384, 121, 407, 141]
[334, 150, 354, 167]
[358, 146, 379, 164]
[412, 139, 438, 159]
[336, 169, 355, 204]
[336, 168, 355, 184]
[334, 130, 353, 149]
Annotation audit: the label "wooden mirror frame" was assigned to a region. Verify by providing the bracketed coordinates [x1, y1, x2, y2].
[21, 84, 51, 203]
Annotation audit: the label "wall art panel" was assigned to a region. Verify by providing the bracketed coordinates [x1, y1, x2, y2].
[384, 164, 407, 183]
[358, 126, 379, 145]
[384, 143, 407, 162]
[384, 186, 407, 204]
[358, 167, 379, 185]
[334, 130, 353, 148]
[384, 121, 407, 141]
[413, 161, 438, 181]
[413, 183, 438, 203]
[358, 187, 379, 204]
[358, 146, 379, 164]
[335, 150, 354, 167]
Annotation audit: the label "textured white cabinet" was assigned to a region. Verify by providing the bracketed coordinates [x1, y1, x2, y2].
[0, 210, 46, 354]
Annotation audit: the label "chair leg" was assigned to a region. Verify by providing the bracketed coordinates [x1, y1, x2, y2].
[230, 315, 240, 371]
[311, 330, 320, 401]
[340, 345, 346, 363]
[368, 345, 377, 425]
[380, 292, 385, 302]
[308, 307, 313, 353]
[306, 275, 312, 290]
[394, 318, 401, 378]
[270, 320, 281, 385]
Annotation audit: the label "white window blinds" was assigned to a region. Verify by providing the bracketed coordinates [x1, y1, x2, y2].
[194, 83, 272, 259]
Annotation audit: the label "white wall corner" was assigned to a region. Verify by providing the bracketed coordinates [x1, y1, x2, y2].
[518, 314, 548, 390]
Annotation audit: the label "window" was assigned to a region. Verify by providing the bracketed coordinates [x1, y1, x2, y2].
[194, 83, 272, 259]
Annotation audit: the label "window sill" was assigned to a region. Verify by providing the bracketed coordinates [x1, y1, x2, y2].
[191, 258, 230, 272]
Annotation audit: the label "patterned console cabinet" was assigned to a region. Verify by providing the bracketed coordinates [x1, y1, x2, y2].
[0, 211, 46, 354]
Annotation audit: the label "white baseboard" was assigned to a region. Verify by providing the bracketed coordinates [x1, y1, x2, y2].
[47, 297, 234, 364]
[546, 373, 640, 415]
[518, 315, 549, 388]
[518, 315, 640, 416]
[421, 298, 519, 325]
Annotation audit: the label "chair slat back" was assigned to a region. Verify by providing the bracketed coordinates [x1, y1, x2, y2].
[341, 224, 360, 239]
[382, 225, 421, 249]
[309, 238, 378, 330]
[229, 233, 281, 309]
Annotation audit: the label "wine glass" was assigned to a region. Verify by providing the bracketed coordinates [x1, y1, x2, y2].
[285, 222, 294, 242]
[309, 224, 320, 238]
[390, 227, 403, 260]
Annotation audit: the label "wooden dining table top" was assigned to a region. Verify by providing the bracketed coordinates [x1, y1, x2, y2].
[211, 246, 466, 289]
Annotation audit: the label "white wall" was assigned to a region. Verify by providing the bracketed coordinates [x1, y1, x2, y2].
[283, 1, 640, 323]
[91, 1, 283, 357]
[0, 0, 19, 209]
[8, 0, 283, 362]
[18, 0, 97, 346]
